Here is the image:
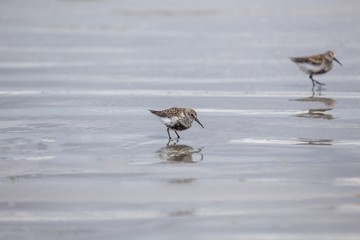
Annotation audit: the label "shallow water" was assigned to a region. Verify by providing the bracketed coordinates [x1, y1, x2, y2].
[1, 0, 360, 239]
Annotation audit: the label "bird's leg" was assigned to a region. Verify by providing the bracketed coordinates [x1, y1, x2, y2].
[310, 75, 325, 86]
[167, 128, 172, 140]
[315, 80, 325, 86]
[309, 75, 316, 88]
[175, 131, 180, 139]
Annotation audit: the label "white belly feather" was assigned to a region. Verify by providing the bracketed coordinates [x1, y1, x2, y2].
[295, 61, 326, 75]
[160, 116, 179, 128]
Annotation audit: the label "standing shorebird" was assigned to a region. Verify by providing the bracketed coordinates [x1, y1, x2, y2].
[149, 107, 204, 141]
[290, 50, 342, 88]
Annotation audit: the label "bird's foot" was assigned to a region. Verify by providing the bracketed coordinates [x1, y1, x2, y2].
[167, 138, 179, 146]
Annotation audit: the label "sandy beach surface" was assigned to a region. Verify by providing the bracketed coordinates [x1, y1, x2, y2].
[1, 0, 360, 239]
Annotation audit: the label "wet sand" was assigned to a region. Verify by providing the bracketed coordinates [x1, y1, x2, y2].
[1, 0, 360, 239]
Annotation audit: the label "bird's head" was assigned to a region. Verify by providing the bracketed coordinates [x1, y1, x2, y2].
[185, 108, 204, 128]
[326, 50, 342, 66]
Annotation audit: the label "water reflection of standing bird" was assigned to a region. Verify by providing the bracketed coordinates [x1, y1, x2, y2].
[297, 138, 333, 146]
[156, 144, 204, 163]
[292, 95, 335, 120]
[295, 108, 334, 120]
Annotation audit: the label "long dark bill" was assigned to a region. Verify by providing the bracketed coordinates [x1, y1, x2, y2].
[334, 57, 342, 66]
[195, 118, 204, 128]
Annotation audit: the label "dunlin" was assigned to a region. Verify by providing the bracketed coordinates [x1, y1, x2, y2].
[290, 50, 342, 88]
[149, 107, 204, 140]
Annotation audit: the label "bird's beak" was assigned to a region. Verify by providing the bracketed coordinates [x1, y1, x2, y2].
[195, 118, 204, 128]
[334, 57, 342, 66]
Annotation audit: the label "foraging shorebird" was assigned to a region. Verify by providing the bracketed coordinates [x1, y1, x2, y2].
[150, 107, 204, 140]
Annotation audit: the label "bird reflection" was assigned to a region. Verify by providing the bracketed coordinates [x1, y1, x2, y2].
[297, 138, 333, 146]
[292, 93, 335, 120]
[156, 144, 204, 163]
[293, 95, 335, 107]
[295, 108, 334, 120]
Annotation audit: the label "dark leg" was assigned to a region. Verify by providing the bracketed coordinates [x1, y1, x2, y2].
[175, 131, 180, 139]
[167, 128, 171, 140]
[311, 87, 315, 97]
[310, 74, 325, 86]
[314, 79, 325, 86]
[309, 75, 316, 88]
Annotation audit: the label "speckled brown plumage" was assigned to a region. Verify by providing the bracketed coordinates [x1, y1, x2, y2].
[149, 107, 204, 141]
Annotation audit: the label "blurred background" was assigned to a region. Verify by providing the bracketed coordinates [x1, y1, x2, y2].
[1, 0, 360, 239]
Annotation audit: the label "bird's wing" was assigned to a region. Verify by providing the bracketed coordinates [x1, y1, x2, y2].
[290, 54, 324, 65]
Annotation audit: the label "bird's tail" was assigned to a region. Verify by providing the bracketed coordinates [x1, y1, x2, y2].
[149, 109, 157, 114]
